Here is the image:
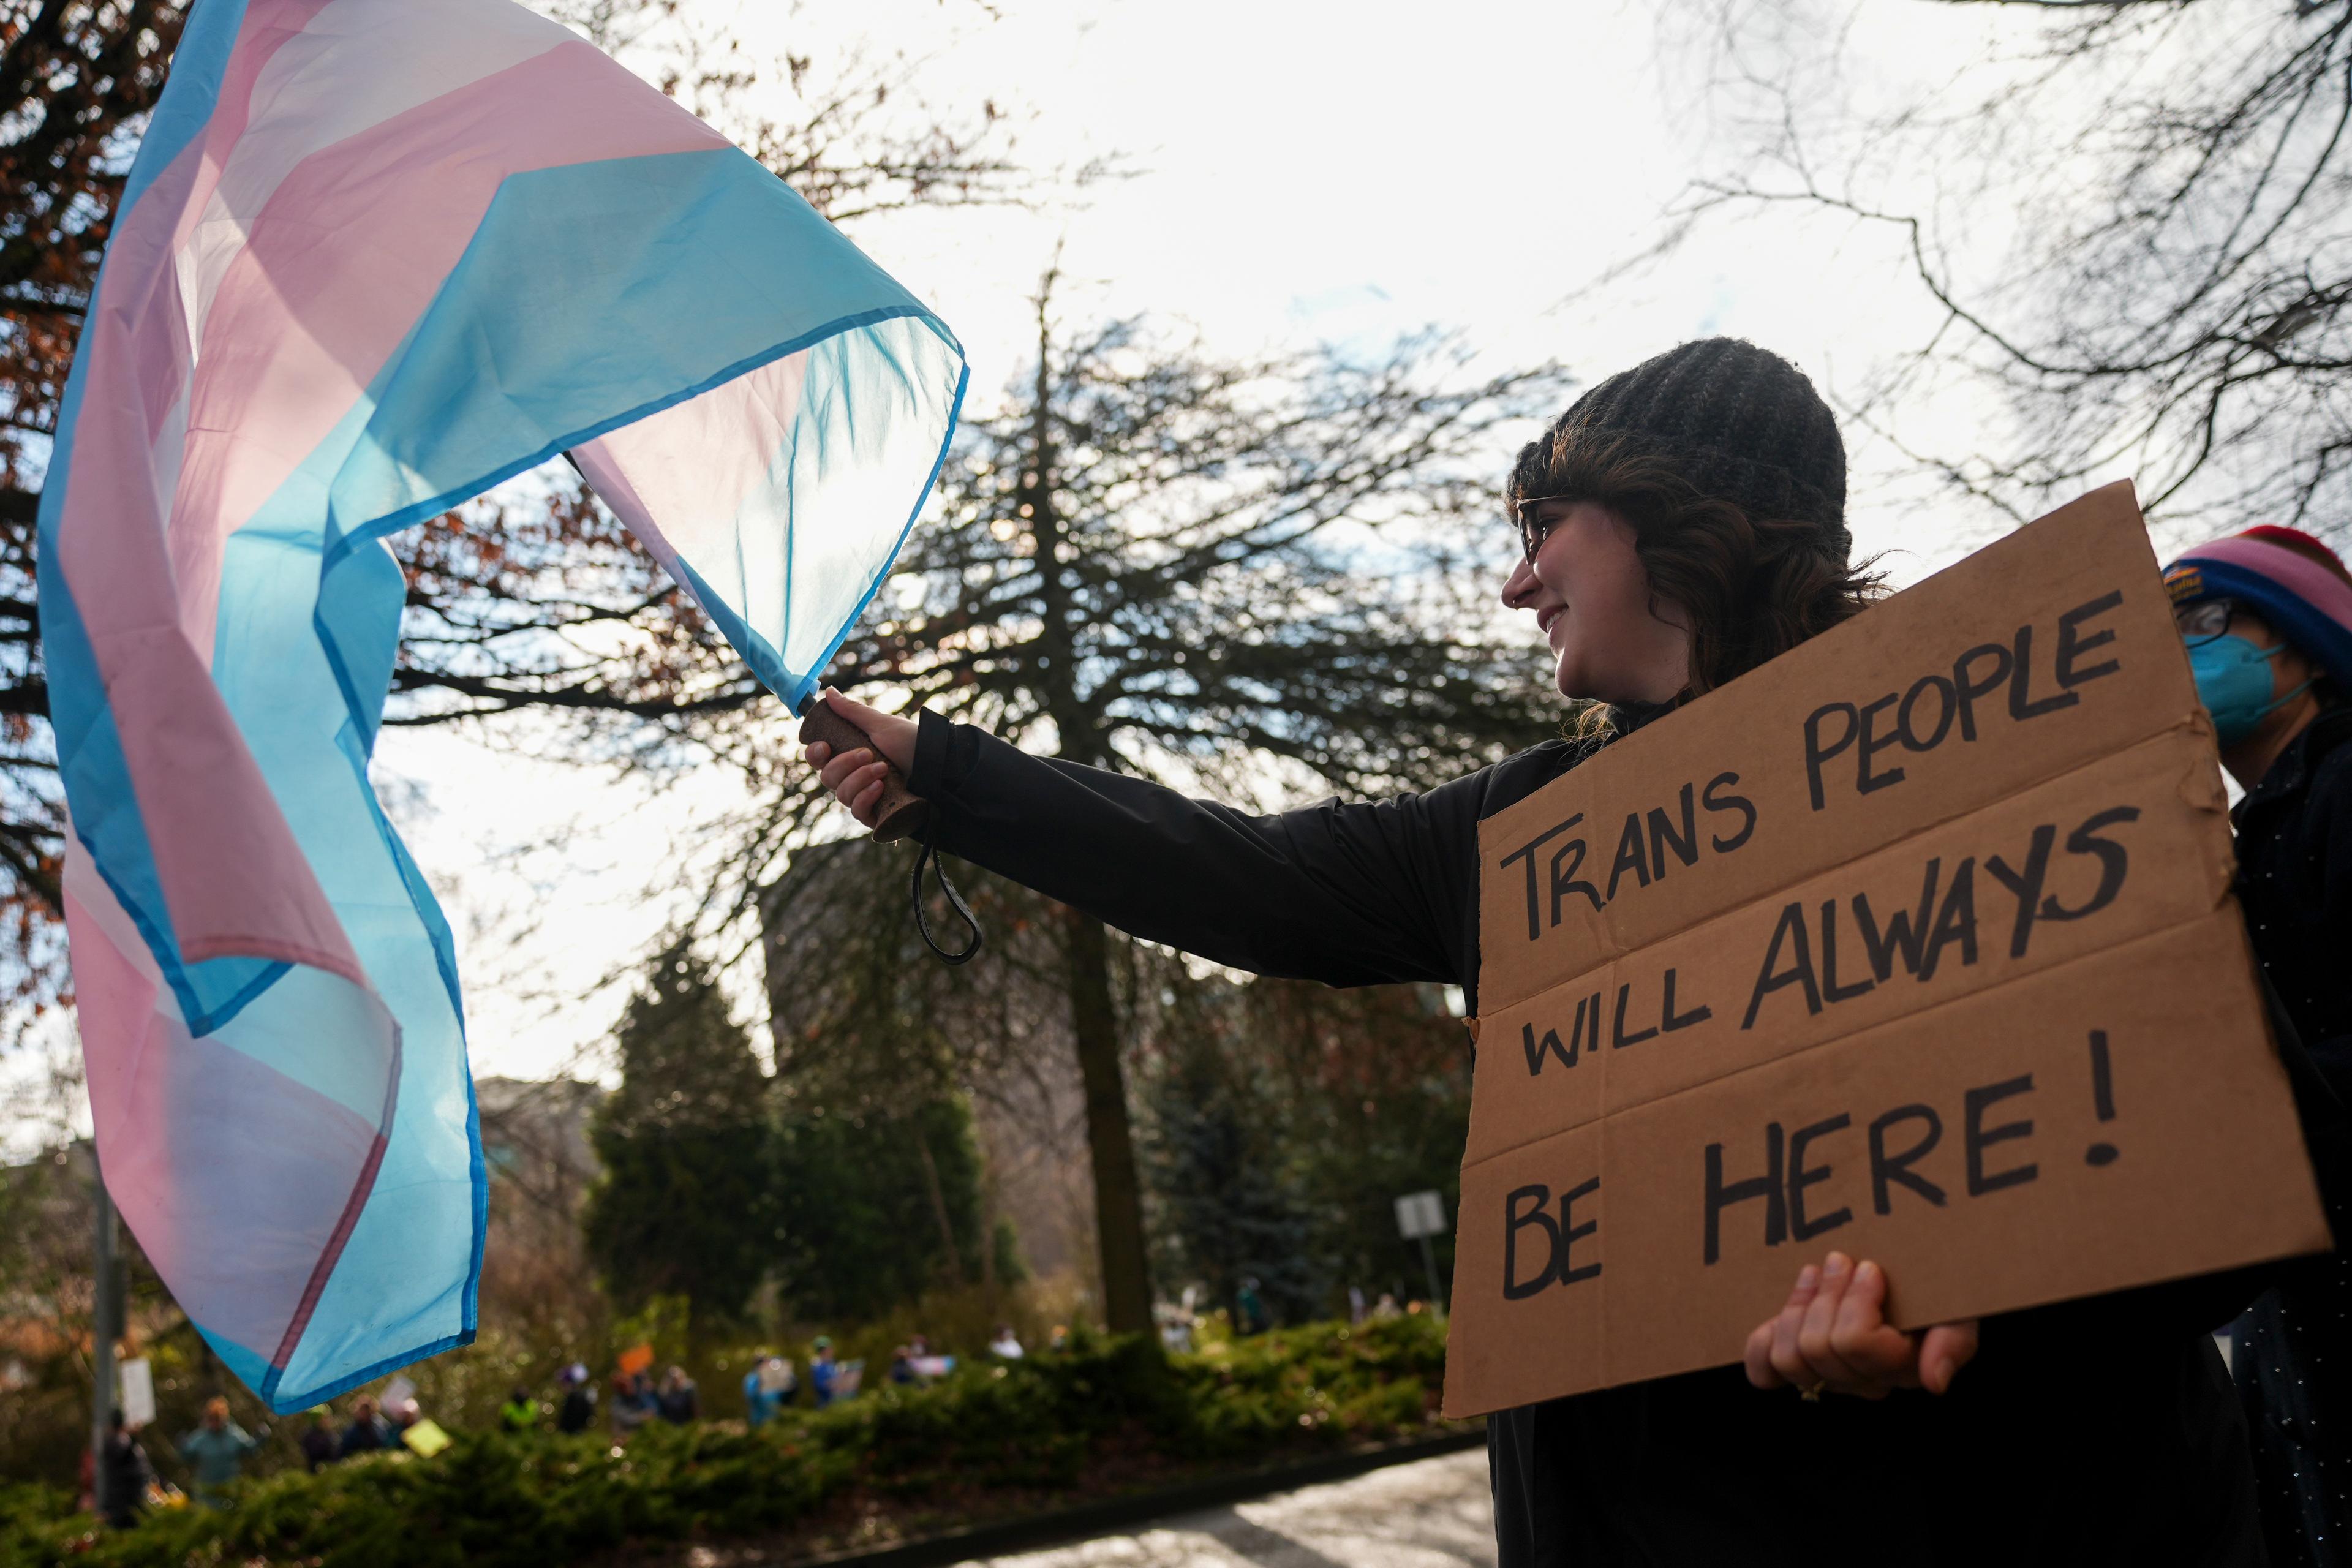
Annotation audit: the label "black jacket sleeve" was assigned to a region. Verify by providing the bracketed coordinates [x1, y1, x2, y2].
[2293, 739, 2352, 1091]
[910, 712, 1476, 989]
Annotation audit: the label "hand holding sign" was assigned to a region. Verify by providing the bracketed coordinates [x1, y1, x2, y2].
[1743, 1253, 1980, 1399]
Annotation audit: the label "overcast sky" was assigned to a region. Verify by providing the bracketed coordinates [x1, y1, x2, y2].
[11, 0, 2127, 1139]
[384, 0, 2052, 1090]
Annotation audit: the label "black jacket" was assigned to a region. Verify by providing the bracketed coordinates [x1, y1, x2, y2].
[910, 712, 2268, 1566]
[2230, 707, 2352, 1568]
[2236, 707, 2352, 1090]
[99, 1431, 151, 1529]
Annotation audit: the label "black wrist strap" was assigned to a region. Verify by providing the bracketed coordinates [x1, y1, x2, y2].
[909, 822, 982, 965]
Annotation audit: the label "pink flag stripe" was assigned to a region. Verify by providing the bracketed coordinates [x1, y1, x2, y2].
[571, 347, 815, 576]
[59, 43, 725, 978]
[67, 889, 390, 1365]
[184, 0, 570, 344]
[169, 40, 722, 662]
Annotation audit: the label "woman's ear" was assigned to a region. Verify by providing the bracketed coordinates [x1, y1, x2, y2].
[2275, 642, 2323, 704]
[1642, 587, 1693, 632]
[1649, 592, 1698, 699]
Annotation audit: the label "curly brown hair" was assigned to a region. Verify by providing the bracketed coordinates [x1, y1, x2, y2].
[1507, 425, 1885, 710]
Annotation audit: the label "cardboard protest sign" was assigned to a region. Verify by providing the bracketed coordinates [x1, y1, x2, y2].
[1443, 481, 2330, 1419]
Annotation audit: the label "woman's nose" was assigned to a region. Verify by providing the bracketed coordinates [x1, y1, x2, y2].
[1500, 555, 1537, 609]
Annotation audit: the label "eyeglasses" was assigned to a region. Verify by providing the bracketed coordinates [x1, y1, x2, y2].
[1514, 493, 1575, 562]
[2174, 598, 2237, 648]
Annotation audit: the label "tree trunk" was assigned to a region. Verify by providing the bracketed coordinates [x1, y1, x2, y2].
[912, 1121, 967, 1288]
[978, 1157, 1001, 1316]
[1062, 905, 1153, 1334]
[1016, 273, 1155, 1336]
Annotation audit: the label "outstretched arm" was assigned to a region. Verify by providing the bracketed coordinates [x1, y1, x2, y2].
[805, 690, 1474, 990]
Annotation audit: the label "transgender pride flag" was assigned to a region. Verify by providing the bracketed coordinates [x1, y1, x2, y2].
[39, 0, 965, 1410]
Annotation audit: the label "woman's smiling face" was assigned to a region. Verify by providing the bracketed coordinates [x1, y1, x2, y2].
[1500, 497, 1692, 705]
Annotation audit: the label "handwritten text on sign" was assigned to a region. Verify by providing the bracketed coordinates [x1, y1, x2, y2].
[1441, 483, 2328, 1419]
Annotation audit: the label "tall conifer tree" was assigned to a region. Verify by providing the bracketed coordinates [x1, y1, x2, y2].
[583, 946, 774, 1330]
[748, 279, 1574, 1332]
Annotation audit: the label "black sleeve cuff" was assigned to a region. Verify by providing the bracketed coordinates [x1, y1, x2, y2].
[911, 708, 961, 799]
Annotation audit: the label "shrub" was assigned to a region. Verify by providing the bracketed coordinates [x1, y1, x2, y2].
[0, 1314, 1460, 1568]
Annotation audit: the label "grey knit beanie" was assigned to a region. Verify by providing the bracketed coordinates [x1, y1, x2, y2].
[1538, 337, 1849, 561]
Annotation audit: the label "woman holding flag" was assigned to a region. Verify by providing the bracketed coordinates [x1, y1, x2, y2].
[810, 338, 2278, 1564]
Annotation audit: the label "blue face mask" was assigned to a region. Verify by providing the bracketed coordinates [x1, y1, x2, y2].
[2187, 633, 2312, 747]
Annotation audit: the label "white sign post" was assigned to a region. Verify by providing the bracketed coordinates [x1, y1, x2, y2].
[116, 1357, 154, 1430]
[1393, 1190, 1450, 1312]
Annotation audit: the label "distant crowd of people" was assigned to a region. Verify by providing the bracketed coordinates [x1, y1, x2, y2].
[602, 1362, 701, 1436]
[1148, 1278, 1412, 1356]
[307, 1392, 413, 1464]
[88, 1387, 423, 1527]
[88, 1319, 1065, 1526]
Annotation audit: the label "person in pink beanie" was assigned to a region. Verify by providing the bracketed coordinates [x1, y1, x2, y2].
[2166, 524, 2352, 1568]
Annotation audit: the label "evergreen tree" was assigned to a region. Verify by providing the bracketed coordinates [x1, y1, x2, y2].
[741, 279, 1572, 1333]
[758, 846, 1010, 1324]
[1136, 972, 1471, 1324]
[582, 947, 775, 1332]
[1138, 1034, 1326, 1335]
[1246, 980, 1470, 1308]
[769, 1096, 993, 1325]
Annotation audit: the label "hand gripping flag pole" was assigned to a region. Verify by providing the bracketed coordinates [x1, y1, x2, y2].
[796, 696, 929, 843]
[793, 695, 981, 967]
[40, 0, 966, 1411]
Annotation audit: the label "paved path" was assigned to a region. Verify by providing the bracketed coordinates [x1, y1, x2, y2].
[962, 1450, 1495, 1568]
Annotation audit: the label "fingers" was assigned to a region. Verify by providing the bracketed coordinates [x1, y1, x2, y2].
[816, 687, 918, 772]
[1745, 1313, 1786, 1389]
[815, 744, 867, 791]
[818, 747, 887, 799]
[1918, 1319, 1980, 1396]
[799, 690, 921, 831]
[820, 685, 891, 732]
[1763, 1263, 1823, 1391]
[1794, 1252, 1872, 1395]
[844, 762, 888, 829]
[1759, 1254, 1933, 1401]
[807, 741, 892, 828]
[1823, 1257, 1920, 1398]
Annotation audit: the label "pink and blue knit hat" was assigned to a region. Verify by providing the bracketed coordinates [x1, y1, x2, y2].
[2164, 525, 2352, 692]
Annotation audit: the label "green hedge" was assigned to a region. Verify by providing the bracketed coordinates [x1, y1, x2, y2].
[1, 1316, 1461, 1568]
